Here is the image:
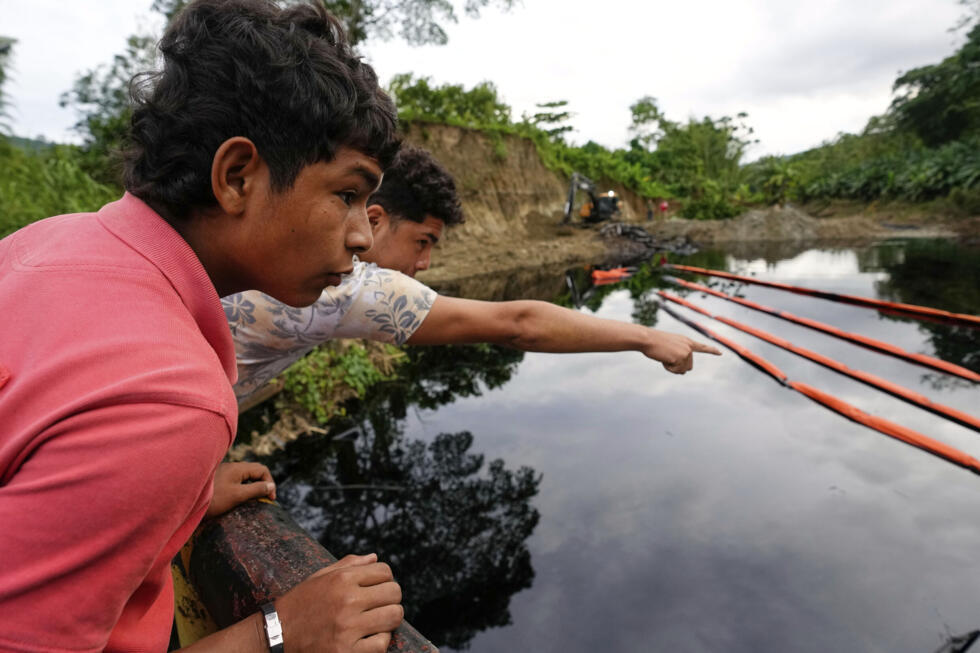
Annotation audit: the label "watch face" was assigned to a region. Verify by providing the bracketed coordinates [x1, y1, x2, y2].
[263, 604, 284, 650]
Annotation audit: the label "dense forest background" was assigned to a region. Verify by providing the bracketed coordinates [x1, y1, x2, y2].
[3, 0, 980, 237]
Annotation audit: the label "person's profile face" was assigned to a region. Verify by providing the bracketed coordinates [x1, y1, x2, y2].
[242, 147, 382, 306]
[367, 214, 444, 278]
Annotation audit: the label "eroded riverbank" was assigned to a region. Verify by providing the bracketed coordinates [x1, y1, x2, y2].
[418, 203, 975, 297]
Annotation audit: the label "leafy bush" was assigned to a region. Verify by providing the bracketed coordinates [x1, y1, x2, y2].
[947, 186, 980, 216]
[744, 25, 980, 210]
[791, 137, 980, 203]
[280, 341, 402, 424]
[390, 73, 511, 127]
[0, 140, 120, 238]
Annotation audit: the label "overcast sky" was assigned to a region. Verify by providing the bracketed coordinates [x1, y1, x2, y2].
[0, 0, 966, 159]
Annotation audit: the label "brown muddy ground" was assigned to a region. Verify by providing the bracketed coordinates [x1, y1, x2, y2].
[418, 204, 976, 296]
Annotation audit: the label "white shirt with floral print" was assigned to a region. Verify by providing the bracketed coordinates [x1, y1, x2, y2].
[224, 259, 435, 404]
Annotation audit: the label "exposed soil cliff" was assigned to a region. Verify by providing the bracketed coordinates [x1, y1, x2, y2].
[403, 123, 657, 288]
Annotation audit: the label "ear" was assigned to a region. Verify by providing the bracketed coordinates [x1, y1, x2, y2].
[210, 137, 264, 216]
[366, 204, 390, 234]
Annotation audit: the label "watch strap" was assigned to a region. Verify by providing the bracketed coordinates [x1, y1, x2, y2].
[261, 602, 284, 653]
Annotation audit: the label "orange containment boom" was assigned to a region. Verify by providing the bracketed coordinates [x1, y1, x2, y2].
[656, 298, 980, 476]
[661, 262, 980, 329]
[657, 290, 980, 434]
[591, 267, 635, 285]
[662, 275, 980, 383]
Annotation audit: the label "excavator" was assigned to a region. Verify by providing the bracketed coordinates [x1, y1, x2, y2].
[561, 172, 622, 225]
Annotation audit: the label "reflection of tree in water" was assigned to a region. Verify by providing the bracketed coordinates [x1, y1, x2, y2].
[258, 344, 539, 650]
[558, 251, 733, 328]
[559, 261, 670, 325]
[873, 240, 980, 377]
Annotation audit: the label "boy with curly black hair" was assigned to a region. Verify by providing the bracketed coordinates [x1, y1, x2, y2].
[0, 1, 405, 650]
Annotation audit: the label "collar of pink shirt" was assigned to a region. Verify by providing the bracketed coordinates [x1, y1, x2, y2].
[97, 192, 238, 385]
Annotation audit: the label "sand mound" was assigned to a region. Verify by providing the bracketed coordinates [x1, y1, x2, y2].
[725, 205, 819, 241]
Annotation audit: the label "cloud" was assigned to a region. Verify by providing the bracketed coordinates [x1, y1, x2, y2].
[710, 2, 962, 102]
[3, 0, 968, 157]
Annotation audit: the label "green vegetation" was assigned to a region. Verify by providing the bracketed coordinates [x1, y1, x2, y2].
[321, 0, 517, 47]
[5, 0, 977, 246]
[0, 140, 120, 237]
[4, 0, 522, 239]
[235, 340, 522, 459]
[0, 40, 120, 238]
[59, 34, 156, 186]
[389, 76, 756, 219]
[390, 73, 512, 127]
[0, 37, 14, 135]
[279, 341, 403, 424]
[390, 9, 980, 220]
[742, 22, 980, 212]
[623, 97, 755, 219]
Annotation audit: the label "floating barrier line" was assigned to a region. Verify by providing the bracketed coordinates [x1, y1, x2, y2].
[656, 299, 980, 476]
[591, 267, 635, 286]
[657, 290, 980, 434]
[661, 262, 980, 329]
[662, 275, 980, 383]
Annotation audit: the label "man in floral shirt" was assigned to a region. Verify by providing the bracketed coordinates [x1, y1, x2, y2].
[225, 147, 720, 405]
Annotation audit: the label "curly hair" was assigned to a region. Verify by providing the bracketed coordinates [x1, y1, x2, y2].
[123, 0, 399, 221]
[368, 146, 464, 227]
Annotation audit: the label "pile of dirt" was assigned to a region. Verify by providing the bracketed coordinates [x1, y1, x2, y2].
[651, 205, 911, 244]
[722, 205, 819, 241]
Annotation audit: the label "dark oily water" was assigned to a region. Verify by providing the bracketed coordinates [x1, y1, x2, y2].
[260, 239, 980, 653]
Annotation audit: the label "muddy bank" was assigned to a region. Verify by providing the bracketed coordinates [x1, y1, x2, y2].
[418, 204, 969, 294]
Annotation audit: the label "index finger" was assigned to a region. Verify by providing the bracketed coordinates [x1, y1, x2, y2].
[691, 341, 722, 356]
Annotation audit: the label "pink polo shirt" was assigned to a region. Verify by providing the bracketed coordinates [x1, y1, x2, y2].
[0, 194, 238, 652]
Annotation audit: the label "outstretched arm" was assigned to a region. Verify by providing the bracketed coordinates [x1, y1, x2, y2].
[406, 296, 721, 374]
[227, 262, 435, 406]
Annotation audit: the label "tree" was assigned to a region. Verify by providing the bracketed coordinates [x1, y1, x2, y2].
[320, 0, 518, 46]
[153, 0, 517, 46]
[890, 23, 980, 147]
[150, 0, 187, 22]
[526, 100, 573, 142]
[639, 109, 756, 219]
[388, 73, 512, 127]
[59, 34, 156, 185]
[627, 95, 665, 151]
[61, 0, 519, 183]
[743, 155, 801, 206]
[951, 0, 980, 32]
[0, 37, 15, 136]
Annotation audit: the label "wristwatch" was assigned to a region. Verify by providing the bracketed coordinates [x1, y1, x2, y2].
[261, 602, 284, 653]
